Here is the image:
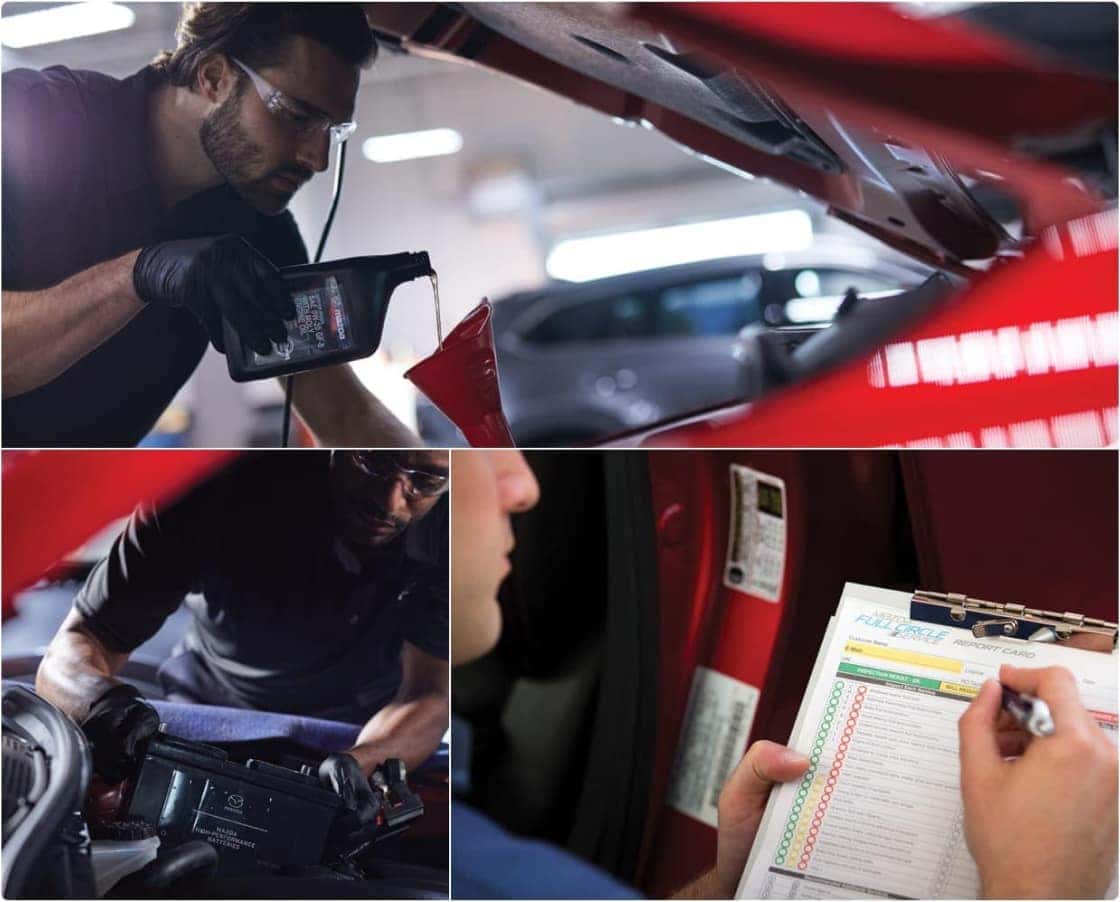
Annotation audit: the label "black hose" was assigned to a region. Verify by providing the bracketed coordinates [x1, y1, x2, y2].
[281, 139, 348, 447]
[281, 374, 294, 447]
[108, 840, 219, 896]
[316, 139, 348, 264]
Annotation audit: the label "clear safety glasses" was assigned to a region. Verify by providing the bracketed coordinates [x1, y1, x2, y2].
[232, 58, 358, 146]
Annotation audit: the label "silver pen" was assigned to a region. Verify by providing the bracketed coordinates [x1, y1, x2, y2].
[1001, 685, 1055, 737]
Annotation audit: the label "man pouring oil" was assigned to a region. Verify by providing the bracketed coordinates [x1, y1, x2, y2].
[2, 3, 434, 447]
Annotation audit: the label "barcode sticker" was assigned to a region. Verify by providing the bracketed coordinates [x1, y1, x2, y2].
[666, 667, 760, 828]
[724, 464, 787, 602]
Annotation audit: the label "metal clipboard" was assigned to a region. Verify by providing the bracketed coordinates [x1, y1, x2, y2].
[910, 590, 1118, 647]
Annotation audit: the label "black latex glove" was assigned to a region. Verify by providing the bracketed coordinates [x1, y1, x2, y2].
[133, 234, 295, 355]
[318, 753, 381, 829]
[81, 684, 161, 783]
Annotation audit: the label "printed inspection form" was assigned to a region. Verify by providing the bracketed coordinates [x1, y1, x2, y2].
[738, 584, 1118, 900]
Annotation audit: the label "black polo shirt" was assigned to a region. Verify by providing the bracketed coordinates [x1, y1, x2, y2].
[74, 452, 449, 723]
[1, 65, 308, 447]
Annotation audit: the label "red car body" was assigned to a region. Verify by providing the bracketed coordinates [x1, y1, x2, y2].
[1, 450, 234, 617]
[639, 449, 1116, 894]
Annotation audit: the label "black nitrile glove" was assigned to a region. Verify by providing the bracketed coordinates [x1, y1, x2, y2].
[133, 234, 296, 355]
[319, 753, 380, 827]
[319, 753, 386, 858]
[80, 684, 161, 783]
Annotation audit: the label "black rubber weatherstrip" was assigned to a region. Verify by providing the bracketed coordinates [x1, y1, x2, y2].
[566, 451, 659, 881]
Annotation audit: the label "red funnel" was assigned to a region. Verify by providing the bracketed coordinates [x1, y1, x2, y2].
[404, 300, 515, 447]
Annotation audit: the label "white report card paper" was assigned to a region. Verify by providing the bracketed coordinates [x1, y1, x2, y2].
[738, 583, 1118, 900]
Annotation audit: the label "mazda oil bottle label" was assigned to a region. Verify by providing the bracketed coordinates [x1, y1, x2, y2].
[252, 275, 355, 366]
[724, 464, 787, 602]
[666, 667, 760, 828]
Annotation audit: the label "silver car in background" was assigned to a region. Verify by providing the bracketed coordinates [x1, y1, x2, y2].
[418, 245, 931, 446]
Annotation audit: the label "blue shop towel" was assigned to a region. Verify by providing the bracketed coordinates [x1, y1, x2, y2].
[150, 700, 448, 772]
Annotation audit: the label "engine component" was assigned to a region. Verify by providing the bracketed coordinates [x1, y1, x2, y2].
[125, 733, 342, 877]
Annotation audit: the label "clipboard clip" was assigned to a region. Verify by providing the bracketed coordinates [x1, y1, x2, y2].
[911, 591, 1117, 647]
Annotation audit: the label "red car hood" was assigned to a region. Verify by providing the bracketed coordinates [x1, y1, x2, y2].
[1, 451, 236, 619]
[364, 2, 1114, 269]
[365, 3, 1117, 447]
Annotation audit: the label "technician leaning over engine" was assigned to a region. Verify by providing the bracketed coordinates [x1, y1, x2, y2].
[36, 450, 450, 832]
[1, 3, 417, 447]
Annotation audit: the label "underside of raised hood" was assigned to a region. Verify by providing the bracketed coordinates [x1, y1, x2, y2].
[362, 2, 1116, 273]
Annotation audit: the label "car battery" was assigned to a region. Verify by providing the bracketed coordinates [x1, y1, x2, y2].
[125, 734, 343, 876]
[223, 251, 433, 382]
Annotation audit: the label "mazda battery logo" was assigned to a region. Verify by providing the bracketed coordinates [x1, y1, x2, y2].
[227, 794, 244, 810]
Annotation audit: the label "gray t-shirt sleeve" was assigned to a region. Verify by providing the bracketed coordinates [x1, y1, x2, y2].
[73, 498, 205, 654]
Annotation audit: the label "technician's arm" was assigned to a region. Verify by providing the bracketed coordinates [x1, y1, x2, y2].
[2, 251, 144, 398]
[345, 642, 449, 774]
[4, 234, 294, 399]
[36, 497, 203, 724]
[289, 364, 421, 448]
[36, 607, 132, 723]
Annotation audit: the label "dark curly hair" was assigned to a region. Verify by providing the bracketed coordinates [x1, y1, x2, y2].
[153, 3, 377, 88]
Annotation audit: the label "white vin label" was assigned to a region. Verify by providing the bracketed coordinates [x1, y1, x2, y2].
[666, 667, 760, 828]
[724, 464, 787, 602]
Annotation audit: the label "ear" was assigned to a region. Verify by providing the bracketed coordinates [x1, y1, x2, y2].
[196, 54, 234, 104]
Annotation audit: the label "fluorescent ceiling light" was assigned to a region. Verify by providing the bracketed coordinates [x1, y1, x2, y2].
[794, 269, 821, 297]
[1, 2, 135, 49]
[546, 210, 813, 283]
[362, 128, 463, 164]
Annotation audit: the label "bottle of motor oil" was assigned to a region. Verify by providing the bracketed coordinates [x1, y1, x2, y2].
[224, 251, 432, 382]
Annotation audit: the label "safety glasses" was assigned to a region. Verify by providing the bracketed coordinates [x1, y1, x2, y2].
[394, 466, 450, 500]
[358, 456, 450, 500]
[232, 58, 357, 146]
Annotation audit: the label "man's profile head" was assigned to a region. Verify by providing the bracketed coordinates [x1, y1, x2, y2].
[450, 451, 539, 666]
[154, 3, 375, 214]
[329, 450, 450, 552]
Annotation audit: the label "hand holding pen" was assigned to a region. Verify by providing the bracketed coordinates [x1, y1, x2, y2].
[1000, 685, 1054, 738]
[958, 664, 1118, 899]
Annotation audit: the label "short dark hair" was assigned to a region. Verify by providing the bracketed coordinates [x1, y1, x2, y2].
[153, 3, 377, 88]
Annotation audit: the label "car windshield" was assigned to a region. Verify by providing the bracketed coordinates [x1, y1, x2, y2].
[522, 265, 906, 346]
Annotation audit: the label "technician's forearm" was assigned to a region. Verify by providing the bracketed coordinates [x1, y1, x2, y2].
[2, 251, 145, 397]
[35, 610, 129, 722]
[347, 691, 449, 774]
[291, 364, 421, 448]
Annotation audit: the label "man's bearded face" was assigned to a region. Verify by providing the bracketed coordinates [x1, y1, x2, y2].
[199, 77, 311, 215]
